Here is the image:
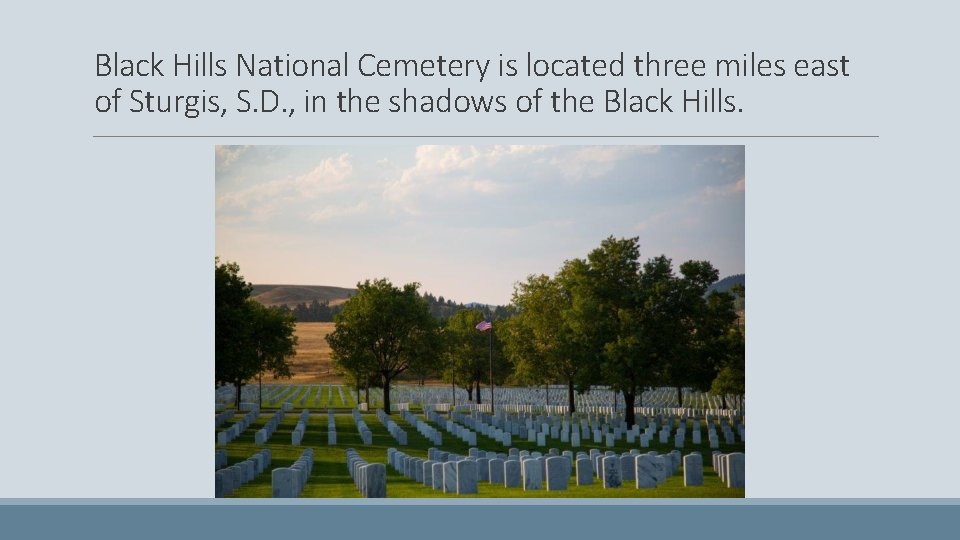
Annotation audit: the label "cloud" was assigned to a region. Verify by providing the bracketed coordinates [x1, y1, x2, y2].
[295, 154, 353, 197]
[382, 145, 659, 214]
[215, 145, 249, 168]
[700, 177, 745, 200]
[383, 145, 544, 206]
[217, 153, 354, 211]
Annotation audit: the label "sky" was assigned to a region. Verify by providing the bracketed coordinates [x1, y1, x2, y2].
[215, 145, 744, 306]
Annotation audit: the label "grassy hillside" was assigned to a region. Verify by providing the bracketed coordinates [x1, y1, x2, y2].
[252, 284, 355, 307]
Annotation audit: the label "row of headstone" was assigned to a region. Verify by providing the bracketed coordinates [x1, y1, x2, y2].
[327, 409, 337, 445]
[426, 410, 477, 446]
[215, 410, 235, 429]
[346, 448, 386, 497]
[215, 449, 272, 497]
[291, 410, 310, 445]
[390, 448, 480, 495]
[351, 408, 373, 445]
[271, 448, 314, 498]
[453, 411, 513, 447]
[255, 409, 285, 445]
[216, 409, 259, 445]
[402, 410, 442, 446]
[219, 383, 741, 426]
[294, 386, 319, 408]
[376, 409, 408, 445]
[713, 451, 745, 488]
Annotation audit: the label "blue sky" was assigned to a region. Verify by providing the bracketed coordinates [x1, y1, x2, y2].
[215, 145, 744, 305]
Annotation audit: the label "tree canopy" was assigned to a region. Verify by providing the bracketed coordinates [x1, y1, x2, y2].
[326, 278, 439, 413]
[215, 258, 297, 407]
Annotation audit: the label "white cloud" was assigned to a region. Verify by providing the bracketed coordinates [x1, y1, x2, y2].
[295, 154, 353, 198]
[382, 145, 656, 213]
[217, 153, 354, 211]
[701, 176, 745, 199]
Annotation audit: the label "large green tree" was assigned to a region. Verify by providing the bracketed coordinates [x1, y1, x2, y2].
[215, 258, 297, 408]
[581, 237, 651, 428]
[506, 267, 593, 413]
[326, 279, 439, 413]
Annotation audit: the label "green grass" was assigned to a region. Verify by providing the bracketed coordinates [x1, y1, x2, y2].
[221, 409, 744, 498]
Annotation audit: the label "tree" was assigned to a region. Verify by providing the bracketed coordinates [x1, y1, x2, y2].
[711, 285, 745, 409]
[576, 237, 649, 427]
[505, 267, 592, 413]
[647, 260, 738, 407]
[326, 279, 439, 414]
[249, 301, 298, 408]
[215, 258, 297, 408]
[441, 309, 507, 405]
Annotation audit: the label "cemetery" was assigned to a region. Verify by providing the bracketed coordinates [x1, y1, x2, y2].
[214, 383, 745, 498]
[215, 235, 746, 499]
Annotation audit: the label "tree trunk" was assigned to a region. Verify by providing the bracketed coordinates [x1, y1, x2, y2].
[467, 386, 473, 401]
[623, 391, 636, 428]
[676, 386, 683, 408]
[234, 377, 243, 409]
[475, 380, 482, 405]
[365, 385, 370, 407]
[721, 394, 728, 409]
[567, 379, 576, 413]
[382, 376, 392, 414]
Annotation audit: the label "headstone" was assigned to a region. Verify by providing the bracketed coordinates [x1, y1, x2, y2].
[522, 459, 542, 490]
[362, 463, 386, 498]
[443, 461, 458, 493]
[545, 456, 570, 491]
[476, 458, 490, 482]
[620, 455, 635, 481]
[504, 460, 521, 488]
[635, 455, 657, 488]
[456, 460, 478, 495]
[725, 453, 745, 488]
[432, 462, 444, 490]
[683, 453, 703, 487]
[653, 455, 669, 485]
[602, 455, 621, 488]
[489, 458, 505, 484]
[272, 468, 298, 498]
[576, 458, 593, 486]
[422, 460, 436, 487]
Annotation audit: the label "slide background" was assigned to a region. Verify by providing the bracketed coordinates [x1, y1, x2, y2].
[2, 0, 958, 498]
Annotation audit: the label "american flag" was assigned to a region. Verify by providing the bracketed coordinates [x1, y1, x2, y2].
[475, 320, 492, 332]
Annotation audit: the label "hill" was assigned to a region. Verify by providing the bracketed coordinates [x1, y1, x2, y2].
[706, 274, 744, 295]
[251, 284, 355, 307]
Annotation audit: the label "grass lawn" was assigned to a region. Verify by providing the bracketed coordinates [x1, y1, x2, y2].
[221, 408, 744, 498]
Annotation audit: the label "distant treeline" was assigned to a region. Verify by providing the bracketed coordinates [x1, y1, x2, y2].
[275, 293, 512, 322]
[275, 299, 340, 322]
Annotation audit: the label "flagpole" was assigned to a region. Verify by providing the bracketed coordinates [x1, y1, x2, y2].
[488, 321, 494, 416]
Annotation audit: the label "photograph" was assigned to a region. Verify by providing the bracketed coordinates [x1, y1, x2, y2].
[214, 144, 745, 498]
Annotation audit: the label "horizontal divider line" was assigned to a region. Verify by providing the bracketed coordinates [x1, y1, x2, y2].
[93, 134, 880, 139]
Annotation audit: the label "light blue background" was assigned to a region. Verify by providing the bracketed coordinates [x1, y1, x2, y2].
[1, 0, 958, 501]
